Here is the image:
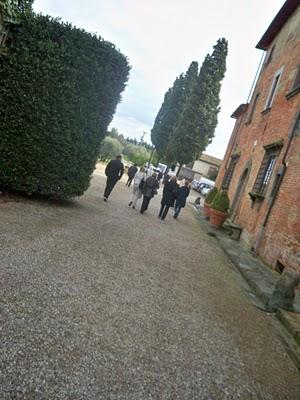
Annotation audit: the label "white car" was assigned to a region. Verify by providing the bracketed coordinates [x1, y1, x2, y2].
[191, 180, 200, 190]
[201, 186, 212, 196]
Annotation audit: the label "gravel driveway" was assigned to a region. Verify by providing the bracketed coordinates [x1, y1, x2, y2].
[0, 166, 299, 399]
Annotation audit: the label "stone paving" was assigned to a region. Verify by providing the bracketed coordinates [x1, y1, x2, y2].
[0, 166, 299, 399]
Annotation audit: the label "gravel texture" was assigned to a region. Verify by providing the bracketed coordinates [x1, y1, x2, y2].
[0, 165, 299, 399]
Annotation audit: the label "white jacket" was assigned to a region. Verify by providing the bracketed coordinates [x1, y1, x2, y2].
[133, 171, 146, 186]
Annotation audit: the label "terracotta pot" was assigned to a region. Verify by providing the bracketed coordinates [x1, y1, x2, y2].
[209, 208, 228, 228]
[203, 202, 211, 219]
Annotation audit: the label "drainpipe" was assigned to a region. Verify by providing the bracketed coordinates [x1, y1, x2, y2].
[253, 110, 300, 253]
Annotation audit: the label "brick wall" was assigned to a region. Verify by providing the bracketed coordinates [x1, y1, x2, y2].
[216, 5, 300, 273]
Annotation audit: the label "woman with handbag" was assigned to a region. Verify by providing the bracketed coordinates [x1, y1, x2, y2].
[128, 167, 146, 209]
[140, 173, 159, 214]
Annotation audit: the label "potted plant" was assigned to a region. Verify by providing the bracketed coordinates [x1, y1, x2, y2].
[203, 187, 218, 219]
[209, 190, 230, 228]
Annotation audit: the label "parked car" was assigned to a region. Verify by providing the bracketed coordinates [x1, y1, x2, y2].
[192, 177, 215, 194]
[200, 184, 214, 196]
[192, 180, 200, 190]
[168, 170, 176, 177]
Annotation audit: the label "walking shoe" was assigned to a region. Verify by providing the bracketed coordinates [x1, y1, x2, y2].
[104, 197, 107, 202]
[132, 206, 135, 209]
[128, 201, 133, 206]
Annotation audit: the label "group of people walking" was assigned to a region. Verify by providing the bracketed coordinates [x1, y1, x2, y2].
[103, 155, 190, 220]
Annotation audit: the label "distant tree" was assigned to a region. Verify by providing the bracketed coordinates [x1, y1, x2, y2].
[131, 147, 149, 166]
[169, 39, 228, 170]
[207, 167, 219, 181]
[99, 137, 123, 161]
[109, 127, 119, 138]
[151, 74, 186, 161]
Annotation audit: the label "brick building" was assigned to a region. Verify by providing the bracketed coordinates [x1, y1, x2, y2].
[216, 0, 300, 274]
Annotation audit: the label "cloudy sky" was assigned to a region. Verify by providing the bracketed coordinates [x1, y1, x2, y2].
[34, 0, 284, 159]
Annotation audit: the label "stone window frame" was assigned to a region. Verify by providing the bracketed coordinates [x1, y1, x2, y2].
[263, 66, 284, 112]
[264, 45, 275, 66]
[286, 64, 300, 100]
[249, 140, 283, 200]
[221, 153, 240, 190]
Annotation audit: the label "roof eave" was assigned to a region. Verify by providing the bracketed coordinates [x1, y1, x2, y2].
[256, 0, 299, 50]
[231, 104, 248, 119]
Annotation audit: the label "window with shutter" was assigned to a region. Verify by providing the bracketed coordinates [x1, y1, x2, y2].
[286, 65, 300, 99]
[250, 142, 283, 198]
[263, 66, 284, 111]
[222, 155, 239, 190]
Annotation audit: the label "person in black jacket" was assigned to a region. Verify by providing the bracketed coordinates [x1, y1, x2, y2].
[103, 155, 124, 201]
[126, 164, 138, 187]
[158, 176, 178, 220]
[174, 180, 190, 219]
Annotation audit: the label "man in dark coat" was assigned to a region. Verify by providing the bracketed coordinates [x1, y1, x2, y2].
[140, 173, 159, 214]
[126, 164, 138, 187]
[174, 180, 190, 219]
[103, 155, 124, 201]
[158, 176, 178, 220]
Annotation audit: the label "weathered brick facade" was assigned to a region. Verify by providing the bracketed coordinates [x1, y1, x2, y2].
[216, 1, 300, 273]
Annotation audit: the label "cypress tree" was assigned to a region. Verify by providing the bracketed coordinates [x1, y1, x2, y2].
[151, 61, 198, 162]
[169, 38, 228, 167]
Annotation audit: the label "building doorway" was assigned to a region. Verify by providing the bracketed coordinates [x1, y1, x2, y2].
[230, 162, 251, 222]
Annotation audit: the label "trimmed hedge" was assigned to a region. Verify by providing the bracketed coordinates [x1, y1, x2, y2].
[0, 14, 130, 197]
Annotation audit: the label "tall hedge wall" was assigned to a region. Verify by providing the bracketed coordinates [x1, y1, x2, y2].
[0, 14, 130, 197]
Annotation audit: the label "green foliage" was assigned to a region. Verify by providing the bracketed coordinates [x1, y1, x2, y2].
[207, 168, 218, 181]
[205, 186, 218, 204]
[0, 14, 130, 198]
[131, 147, 149, 166]
[151, 72, 187, 162]
[211, 190, 230, 213]
[169, 39, 228, 166]
[99, 137, 123, 161]
[104, 128, 153, 166]
[1, 0, 33, 23]
[152, 40, 227, 168]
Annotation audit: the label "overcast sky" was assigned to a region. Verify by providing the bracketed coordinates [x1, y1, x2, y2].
[34, 0, 284, 159]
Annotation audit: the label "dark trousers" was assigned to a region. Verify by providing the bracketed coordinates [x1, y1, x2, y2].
[159, 204, 170, 220]
[140, 196, 151, 213]
[104, 176, 118, 198]
[126, 177, 133, 187]
[174, 204, 182, 218]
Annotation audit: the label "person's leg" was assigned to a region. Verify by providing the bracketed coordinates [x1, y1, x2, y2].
[140, 196, 150, 213]
[158, 204, 164, 218]
[144, 197, 151, 211]
[161, 205, 170, 220]
[132, 192, 138, 208]
[104, 177, 111, 199]
[174, 205, 181, 218]
[130, 189, 137, 207]
[104, 177, 117, 199]
[140, 196, 147, 213]
[128, 177, 133, 187]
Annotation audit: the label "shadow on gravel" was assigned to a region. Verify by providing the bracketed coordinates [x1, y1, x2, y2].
[0, 190, 82, 209]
